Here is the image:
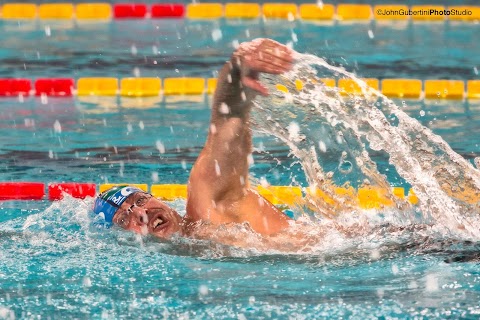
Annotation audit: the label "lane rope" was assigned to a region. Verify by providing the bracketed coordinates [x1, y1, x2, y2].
[0, 77, 479, 99]
[0, 182, 426, 208]
[1, 3, 478, 22]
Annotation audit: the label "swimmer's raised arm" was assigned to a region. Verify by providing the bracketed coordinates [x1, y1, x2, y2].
[186, 39, 294, 235]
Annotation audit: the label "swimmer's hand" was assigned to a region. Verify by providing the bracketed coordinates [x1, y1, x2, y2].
[232, 38, 294, 96]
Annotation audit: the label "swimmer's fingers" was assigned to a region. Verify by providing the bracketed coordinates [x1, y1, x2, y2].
[235, 38, 294, 95]
[242, 76, 269, 96]
[244, 55, 293, 75]
[246, 61, 290, 75]
[245, 48, 293, 74]
[260, 46, 295, 66]
[241, 51, 293, 95]
[235, 39, 293, 74]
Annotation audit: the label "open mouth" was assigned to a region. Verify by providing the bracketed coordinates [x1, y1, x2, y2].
[149, 210, 170, 232]
[153, 217, 167, 229]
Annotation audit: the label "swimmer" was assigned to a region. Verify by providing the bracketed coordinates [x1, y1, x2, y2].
[93, 38, 295, 240]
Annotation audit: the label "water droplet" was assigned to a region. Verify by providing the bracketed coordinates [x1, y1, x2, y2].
[287, 122, 300, 141]
[214, 160, 221, 176]
[126, 123, 133, 132]
[40, 93, 48, 105]
[391, 264, 399, 275]
[133, 67, 140, 77]
[210, 124, 217, 134]
[474, 66, 478, 75]
[336, 132, 344, 144]
[45, 25, 51, 36]
[131, 44, 137, 56]
[368, 30, 374, 39]
[199, 285, 208, 296]
[241, 91, 246, 101]
[291, 31, 298, 42]
[139, 121, 144, 130]
[425, 274, 439, 292]
[83, 276, 92, 287]
[370, 249, 380, 260]
[219, 102, 230, 114]
[420, 110, 425, 117]
[24, 118, 35, 128]
[53, 120, 61, 133]
[247, 154, 254, 166]
[156, 140, 165, 154]
[181, 160, 187, 170]
[318, 141, 327, 153]
[376, 288, 384, 299]
[211, 28, 222, 42]
[119, 161, 124, 177]
[152, 172, 159, 182]
[232, 39, 240, 49]
[46, 293, 52, 305]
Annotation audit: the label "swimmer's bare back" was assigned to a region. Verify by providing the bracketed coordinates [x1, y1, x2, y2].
[185, 39, 295, 237]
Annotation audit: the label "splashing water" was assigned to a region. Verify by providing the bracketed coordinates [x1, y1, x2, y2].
[252, 53, 480, 239]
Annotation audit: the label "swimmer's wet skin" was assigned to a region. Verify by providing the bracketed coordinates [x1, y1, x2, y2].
[94, 38, 295, 240]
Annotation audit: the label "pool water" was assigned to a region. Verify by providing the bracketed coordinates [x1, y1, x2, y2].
[1, 12, 480, 319]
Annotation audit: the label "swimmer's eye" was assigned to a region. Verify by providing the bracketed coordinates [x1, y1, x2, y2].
[135, 194, 152, 207]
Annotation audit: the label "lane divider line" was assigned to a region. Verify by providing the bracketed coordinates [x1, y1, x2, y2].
[1, 3, 479, 22]
[0, 182, 45, 200]
[113, 4, 147, 19]
[0, 182, 432, 207]
[0, 77, 479, 99]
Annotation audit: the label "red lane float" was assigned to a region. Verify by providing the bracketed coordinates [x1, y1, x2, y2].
[34, 78, 74, 96]
[0, 182, 45, 200]
[151, 4, 184, 18]
[0, 79, 31, 96]
[113, 4, 147, 18]
[48, 183, 96, 200]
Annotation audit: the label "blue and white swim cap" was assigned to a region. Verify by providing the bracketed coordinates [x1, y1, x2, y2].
[93, 185, 144, 225]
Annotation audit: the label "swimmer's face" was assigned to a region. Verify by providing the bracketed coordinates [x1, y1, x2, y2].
[112, 192, 182, 239]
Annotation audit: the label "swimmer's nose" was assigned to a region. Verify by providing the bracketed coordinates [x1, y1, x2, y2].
[132, 208, 149, 225]
[139, 212, 148, 225]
